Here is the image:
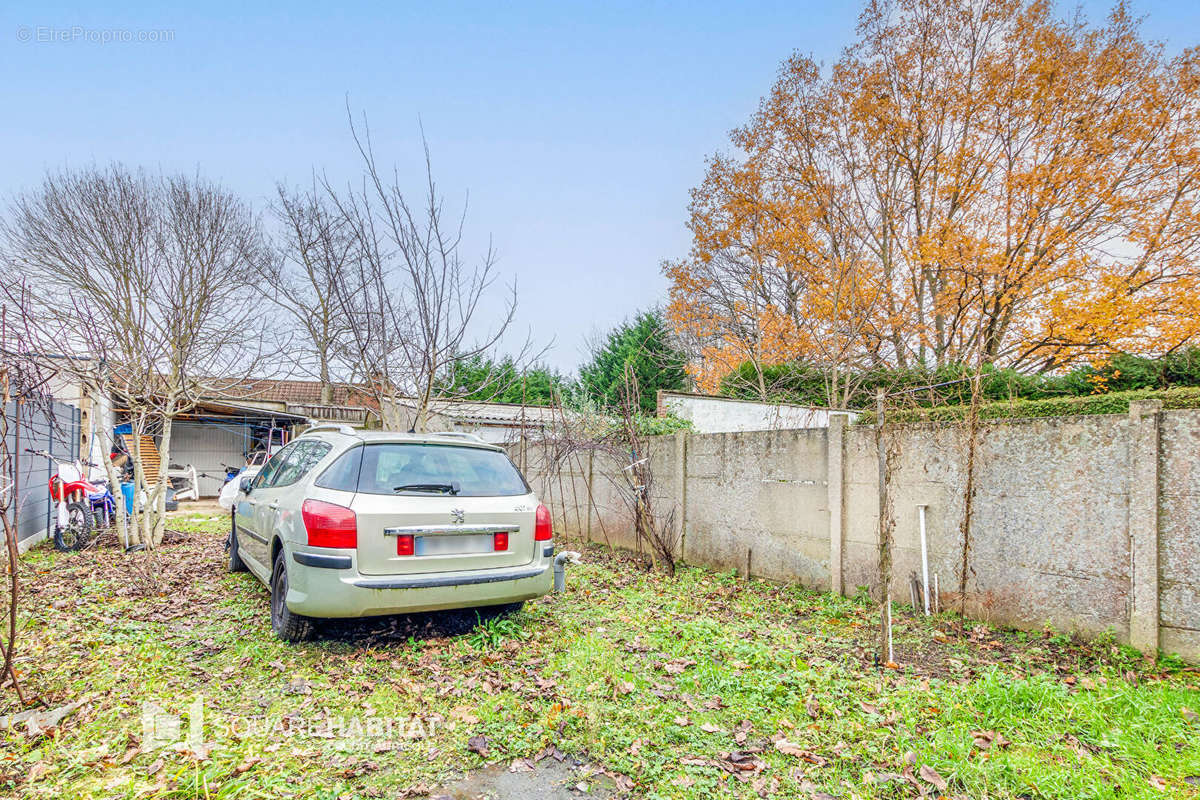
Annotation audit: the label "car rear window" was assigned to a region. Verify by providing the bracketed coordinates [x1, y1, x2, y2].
[316, 443, 530, 497]
[314, 446, 363, 492]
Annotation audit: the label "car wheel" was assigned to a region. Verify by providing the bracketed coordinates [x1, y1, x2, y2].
[228, 512, 248, 573]
[270, 550, 314, 642]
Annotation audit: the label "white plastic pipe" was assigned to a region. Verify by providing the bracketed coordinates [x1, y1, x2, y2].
[886, 592, 894, 663]
[918, 504, 930, 616]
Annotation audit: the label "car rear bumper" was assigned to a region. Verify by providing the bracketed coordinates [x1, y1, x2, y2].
[284, 549, 553, 617]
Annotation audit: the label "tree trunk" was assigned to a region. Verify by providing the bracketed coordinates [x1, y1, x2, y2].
[151, 416, 174, 547]
[875, 388, 892, 664]
[319, 354, 332, 405]
[93, 383, 130, 547]
[129, 423, 148, 547]
[414, 369, 436, 433]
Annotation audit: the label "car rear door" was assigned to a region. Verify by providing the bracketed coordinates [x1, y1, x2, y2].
[252, 440, 332, 560]
[235, 442, 298, 571]
[350, 442, 538, 577]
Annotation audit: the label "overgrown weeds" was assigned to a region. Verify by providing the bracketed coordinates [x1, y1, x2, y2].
[2, 513, 1197, 798]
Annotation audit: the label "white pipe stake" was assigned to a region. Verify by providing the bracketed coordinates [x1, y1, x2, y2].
[918, 504, 930, 616]
[886, 592, 894, 663]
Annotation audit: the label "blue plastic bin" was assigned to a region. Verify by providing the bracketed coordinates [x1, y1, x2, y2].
[121, 482, 135, 514]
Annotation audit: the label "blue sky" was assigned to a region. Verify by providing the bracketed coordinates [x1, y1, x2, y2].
[3, 1, 1198, 373]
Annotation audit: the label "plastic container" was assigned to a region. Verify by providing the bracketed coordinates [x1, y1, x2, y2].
[121, 482, 135, 514]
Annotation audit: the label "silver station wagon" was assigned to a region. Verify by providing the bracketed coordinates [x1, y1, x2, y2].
[230, 426, 554, 641]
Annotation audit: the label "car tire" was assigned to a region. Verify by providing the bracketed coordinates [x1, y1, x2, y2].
[270, 550, 314, 642]
[228, 512, 248, 573]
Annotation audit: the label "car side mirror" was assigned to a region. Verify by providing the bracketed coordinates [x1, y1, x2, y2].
[239, 476, 254, 495]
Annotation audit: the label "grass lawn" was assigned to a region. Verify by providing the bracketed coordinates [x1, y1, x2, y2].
[2, 512, 1198, 799]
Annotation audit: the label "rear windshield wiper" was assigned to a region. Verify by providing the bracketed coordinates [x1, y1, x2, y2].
[393, 483, 459, 495]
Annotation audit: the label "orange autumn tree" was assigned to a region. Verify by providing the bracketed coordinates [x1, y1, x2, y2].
[666, 0, 1200, 404]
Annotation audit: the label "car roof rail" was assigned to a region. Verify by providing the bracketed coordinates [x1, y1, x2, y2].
[302, 423, 357, 437]
[429, 431, 487, 444]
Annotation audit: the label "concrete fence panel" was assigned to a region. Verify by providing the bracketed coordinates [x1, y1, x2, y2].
[516, 407, 1200, 660]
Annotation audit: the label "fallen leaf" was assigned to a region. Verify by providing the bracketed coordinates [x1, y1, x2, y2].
[450, 705, 480, 725]
[1149, 774, 1168, 791]
[970, 730, 1011, 751]
[606, 771, 636, 792]
[774, 740, 829, 766]
[663, 657, 697, 675]
[234, 757, 262, 774]
[919, 764, 948, 792]
[753, 774, 780, 796]
[1181, 706, 1198, 724]
[146, 758, 164, 776]
[718, 750, 766, 776]
[865, 770, 906, 784]
[467, 734, 490, 757]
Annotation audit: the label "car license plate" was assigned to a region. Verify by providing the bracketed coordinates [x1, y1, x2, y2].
[414, 534, 493, 556]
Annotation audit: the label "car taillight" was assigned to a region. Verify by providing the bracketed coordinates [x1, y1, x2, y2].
[534, 504, 553, 541]
[301, 499, 357, 548]
[396, 534, 415, 556]
[493, 531, 509, 551]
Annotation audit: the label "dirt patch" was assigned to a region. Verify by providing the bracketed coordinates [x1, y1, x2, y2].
[432, 758, 618, 799]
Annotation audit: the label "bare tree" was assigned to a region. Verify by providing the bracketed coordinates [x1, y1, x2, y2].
[325, 111, 523, 431]
[263, 181, 359, 403]
[0, 297, 54, 705]
[2, 165, 274, 548]
[545, 366, 680, 574]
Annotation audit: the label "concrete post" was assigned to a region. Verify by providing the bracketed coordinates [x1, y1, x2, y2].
[1128, 399, 1162, 654]
[827, 413, 846, 595]
[675, 429, 688, 562]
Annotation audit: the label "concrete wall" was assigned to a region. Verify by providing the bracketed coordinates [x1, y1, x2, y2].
[657, 391, 856, 433]
[518, 404, 1200, 661]
[1159, 410, 1200, 657]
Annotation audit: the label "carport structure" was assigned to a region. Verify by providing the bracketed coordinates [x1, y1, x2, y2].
[117, 400, 308, 498]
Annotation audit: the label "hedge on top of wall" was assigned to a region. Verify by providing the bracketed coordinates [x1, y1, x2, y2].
[855, 386, 1200, 425]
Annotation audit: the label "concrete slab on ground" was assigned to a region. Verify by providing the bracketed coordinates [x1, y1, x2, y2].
[431, 760, 618, 799]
